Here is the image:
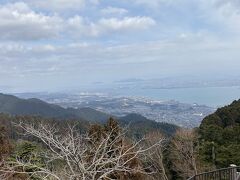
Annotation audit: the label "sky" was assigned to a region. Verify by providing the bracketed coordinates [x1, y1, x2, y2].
[0, 0, 240, 92]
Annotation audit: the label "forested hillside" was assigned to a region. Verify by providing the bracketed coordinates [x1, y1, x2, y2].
[0, 113, 181, 180]
[0, 93, 178, 137]
[1, 93, 239, 179]
[199, 99, 240, 168]
[0, 93, 110, 122]
[119, 113, 178, 137]
[0, 93, 180, 180]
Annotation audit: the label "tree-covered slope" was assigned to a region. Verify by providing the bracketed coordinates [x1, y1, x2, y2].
[0, 93, 178, 137]
[119, 113, 178, 137]
[199, 99, 240, 167]
[0, 93, 73, 118]
[68, 107, 111, 123]
[0, 93, 110, 121]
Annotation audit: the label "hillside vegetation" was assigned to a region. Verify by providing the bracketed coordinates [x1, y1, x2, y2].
[0, 93, 111, 122]
[1, 93, 239, 179]
[199, 99, 240, 168]
[0, 93, 178, 137]
[119, 113, 178, 137]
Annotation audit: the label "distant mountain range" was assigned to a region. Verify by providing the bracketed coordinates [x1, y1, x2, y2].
[0, 93, 178, 136]
[0, 93, 110, 122]
[16, 92, 214, 127]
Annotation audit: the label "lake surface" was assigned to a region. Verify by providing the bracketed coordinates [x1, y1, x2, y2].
[113, 86, 240, 108]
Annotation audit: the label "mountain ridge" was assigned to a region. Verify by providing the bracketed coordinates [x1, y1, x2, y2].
[0, 93, 110, 122]
[0, 93, 178, 136]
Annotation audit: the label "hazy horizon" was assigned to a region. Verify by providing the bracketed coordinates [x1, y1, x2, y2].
[0, 0, 240, 92]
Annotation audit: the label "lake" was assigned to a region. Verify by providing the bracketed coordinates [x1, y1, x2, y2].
[113, 86, 240, 108]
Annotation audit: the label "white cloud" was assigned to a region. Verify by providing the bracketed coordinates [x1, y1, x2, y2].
[1, 29, 240, 92]
[213, 0, 240, 32]
[195, 0, 240, 35]
[101, 7, 128, 16]
[128, 0, 175, 7]
[1, 0, 240, 92]
[0, 2, 156, 40]
[67, 16, 156, 37]
[98, 16, 156, 31]
[67, 16, 99, 37]
[128, 0, 240, 36]
[22, 0, 86, 11]
[0, 2, 62, 40]
[0, 35, 239, 82]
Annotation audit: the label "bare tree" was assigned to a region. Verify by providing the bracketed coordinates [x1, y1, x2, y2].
[0, 126, 12, 162]
[1, 119, 163, 180]
[170, 129, 199, 179]
[144, 131, 168, 180]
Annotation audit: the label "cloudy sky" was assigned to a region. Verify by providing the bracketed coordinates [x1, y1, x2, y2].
[0, 0, 240, 92]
